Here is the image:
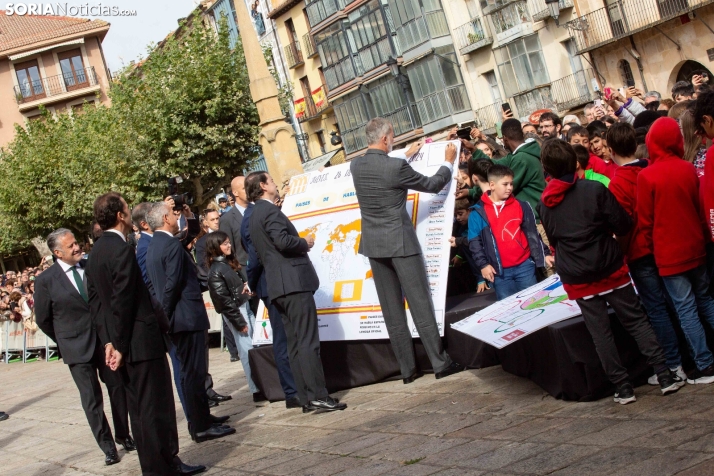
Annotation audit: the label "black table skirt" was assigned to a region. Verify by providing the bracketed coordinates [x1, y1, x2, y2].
[247, 291, 656, 402]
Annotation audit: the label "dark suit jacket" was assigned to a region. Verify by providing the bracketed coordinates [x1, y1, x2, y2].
[240, 203, 268, 299]
[249, 199, 319, 300]
[85, 232, 166, 363]
[350, 148, 452, 258]
[194, 233, 209, 275]
[136, 232, 152, 289]
[146, 231, 210, 334]
[34, 260, 96, 365]
[219, 206, 249, 266]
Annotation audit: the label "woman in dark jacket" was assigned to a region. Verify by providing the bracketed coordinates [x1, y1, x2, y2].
[206, 231, 260, 397]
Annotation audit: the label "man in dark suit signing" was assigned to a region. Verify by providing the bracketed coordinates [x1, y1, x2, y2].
[35, 228, 134, 466]
[145, 202, 235, 442]
[350, 118, 463, 383]
[86, 192, 204, 476]
[246, 171, 346, 413]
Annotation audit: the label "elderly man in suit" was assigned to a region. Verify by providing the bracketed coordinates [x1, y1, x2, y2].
[86, 192, 204, 475]
[246, 171, 346, 413]
[350, 118, 463, 384]
[146, 202, 235, 442]
[35, 228, 134, 466]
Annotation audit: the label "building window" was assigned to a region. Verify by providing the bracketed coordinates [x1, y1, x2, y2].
[618, 59, 635, 88]
[346, 0, 393, 73]
[58, 49, 88, 91]
[491, 2, 530, 35]
[407, 46, 469, 125]
[389, 0, 449, 52]
[369, 76, 420, 136]
[333, 92, 370, 153]
[14, 59, 45, 100]
[316, 130, 327, 154]
[494, 35, 549, 97]
[484, 71, 501, 103]
[315, 23, 356, 90]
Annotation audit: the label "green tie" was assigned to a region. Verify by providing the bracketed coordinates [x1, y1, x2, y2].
[71, 266, 88, 303]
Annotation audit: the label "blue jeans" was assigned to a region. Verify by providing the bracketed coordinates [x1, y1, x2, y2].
[224, 302, 259, 394]
[493, 259, 538, 301]
[661, 264, 714, 371]
[629, 254, 682, 369]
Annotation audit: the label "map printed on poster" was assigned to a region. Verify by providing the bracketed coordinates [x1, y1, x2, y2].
[253, 141, 460, 344]
[450, 275, 582, 349]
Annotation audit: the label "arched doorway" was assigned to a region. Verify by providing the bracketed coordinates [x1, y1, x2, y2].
[676, 60, 713, 84]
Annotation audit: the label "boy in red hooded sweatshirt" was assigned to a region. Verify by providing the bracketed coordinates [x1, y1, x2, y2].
[637, 116, 714, 385]
[607, 122, 687, 385]
[538, 140, 680, 405]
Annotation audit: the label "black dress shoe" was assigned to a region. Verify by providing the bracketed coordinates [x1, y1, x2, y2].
[105, 449, 120, 465]
[309, 396, 347, 412]
[208, 399, 219, 408]
[286, 397, 302, 409]
[403, 371, 424, 384]
[253, 392, 268, 403]
[194, 424, 236, 443]
[208, 393, 232, 402]
[209, 414, 230, 424]
[115, 435, 136, 452]
[230, 356, 239, 362]
[302, 404, 316, 413]
[173, 460, 207, 476]
[0, 412, 8, 421]
[435, 362, 466, 380]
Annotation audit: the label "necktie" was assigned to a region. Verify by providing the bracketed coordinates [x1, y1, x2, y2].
[71, 266, 88, 303]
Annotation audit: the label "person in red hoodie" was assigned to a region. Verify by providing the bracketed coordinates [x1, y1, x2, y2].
[637, 116, 714, 385]
[538, 139, 680, 405]
[607, 122, 687, 384]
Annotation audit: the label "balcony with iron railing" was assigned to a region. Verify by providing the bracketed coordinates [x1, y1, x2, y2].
[13, 66, 99, 108]
[550, 68, 598, 112]
[474, 101, 511, 134]
[297, 85, 330, 123]
[303, 33, 318, 58]
[284, 41, 304, 68]
[305, 0, 347, 28]
[568, 0, 714, 54]
[526, 0, 574, 21]
[454, 16, 493, 55]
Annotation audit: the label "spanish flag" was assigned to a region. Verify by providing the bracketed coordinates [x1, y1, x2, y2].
[294, 97, 306, 119]
[312, 86, 326, 108]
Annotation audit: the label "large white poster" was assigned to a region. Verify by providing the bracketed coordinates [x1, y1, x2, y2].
[253, 141, 460, 344]
[449, 275, 582, 348]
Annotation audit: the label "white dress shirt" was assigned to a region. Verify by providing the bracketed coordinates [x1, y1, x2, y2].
[57, 259, 84, 294]
[105, 229, 127, 242]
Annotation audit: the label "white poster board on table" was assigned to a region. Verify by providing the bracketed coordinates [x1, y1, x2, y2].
[253, 141, 460, 345]
[450, 275, 582, 348]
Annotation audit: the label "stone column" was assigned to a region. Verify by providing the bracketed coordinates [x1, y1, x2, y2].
[234, 0, 303, 183]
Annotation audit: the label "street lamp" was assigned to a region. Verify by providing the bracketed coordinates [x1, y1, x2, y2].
[546, 0, 560, 25]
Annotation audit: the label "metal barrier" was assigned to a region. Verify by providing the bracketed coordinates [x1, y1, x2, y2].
[1, 320, 58, 364]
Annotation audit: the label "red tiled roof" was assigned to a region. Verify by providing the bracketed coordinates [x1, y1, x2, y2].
[0, 12, 109, 55]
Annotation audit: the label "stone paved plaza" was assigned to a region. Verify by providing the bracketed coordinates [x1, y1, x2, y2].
[3, 348, 714, 475]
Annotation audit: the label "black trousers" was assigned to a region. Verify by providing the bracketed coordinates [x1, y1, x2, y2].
[120, 355, 179, 476]
[273, 292, 328, 403]
[171, 330, 211, 433]
[577, 284, 667, 385]
[67, 343, 129, 454]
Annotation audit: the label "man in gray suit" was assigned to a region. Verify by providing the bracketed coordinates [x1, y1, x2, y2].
[350, 118, 463, 383]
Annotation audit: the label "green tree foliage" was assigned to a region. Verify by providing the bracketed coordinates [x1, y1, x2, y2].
[0, 17, 260, 254]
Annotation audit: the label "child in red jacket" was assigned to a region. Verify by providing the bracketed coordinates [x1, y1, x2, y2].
[637, 116, 714, 384]
[607, 122, 686, 384]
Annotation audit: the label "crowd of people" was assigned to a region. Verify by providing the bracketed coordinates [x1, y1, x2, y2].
[446, 74, 714, 405]
[2, 73, 714, 471]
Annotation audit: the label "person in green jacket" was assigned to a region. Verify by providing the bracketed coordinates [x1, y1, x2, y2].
[573, 144, 611, 187]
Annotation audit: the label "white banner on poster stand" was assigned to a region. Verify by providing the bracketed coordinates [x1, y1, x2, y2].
[253, 141, 460, 345]
[450, 275, 583, 349]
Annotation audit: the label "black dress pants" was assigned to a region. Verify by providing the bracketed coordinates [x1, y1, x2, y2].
[67, 343, 129, 454]
[120, 355, 179, 475]
[171, 330, 211, 434]
[273, 292, 328, 403]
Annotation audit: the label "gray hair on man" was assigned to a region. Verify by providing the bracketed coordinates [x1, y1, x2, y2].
[131, 202, 153, 228]
[562, 114, 581, 126]
[644, 90, 661, 101]
[47, 228, 73, 254]
[365, 118, 393, 145]
[146, 202, 171, 232]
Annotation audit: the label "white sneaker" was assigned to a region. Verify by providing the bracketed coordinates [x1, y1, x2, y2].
[648, 366, 687, 386]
